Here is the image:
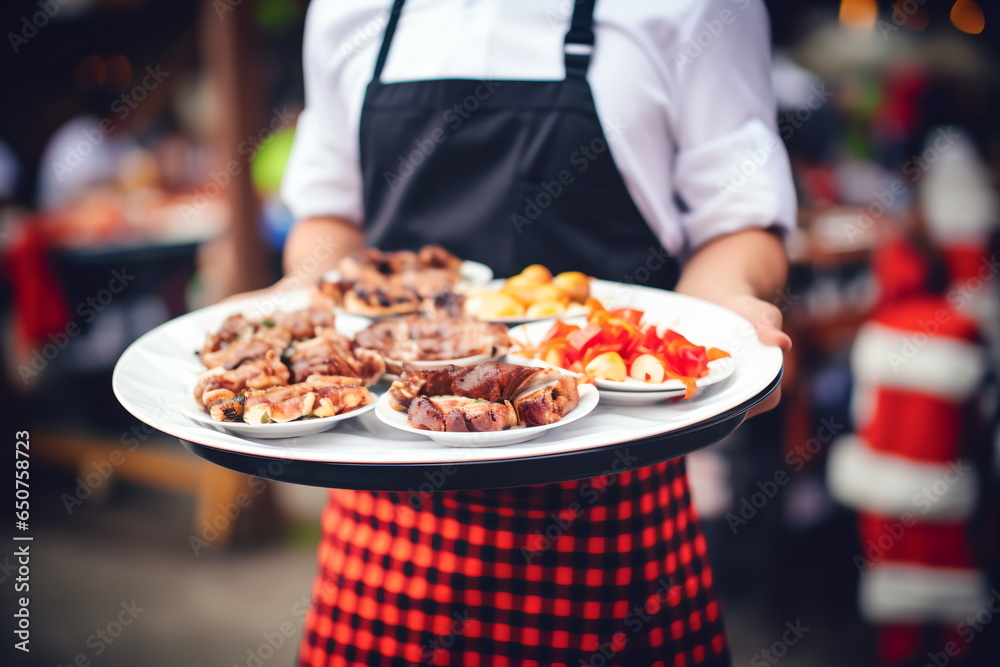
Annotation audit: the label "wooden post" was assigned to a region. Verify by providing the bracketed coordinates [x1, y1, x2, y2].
[198, 0, 269, 300]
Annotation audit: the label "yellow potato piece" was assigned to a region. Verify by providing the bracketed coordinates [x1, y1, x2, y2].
[585, 351, 627, 382]
[553, 271, 591, 303]
[479, 292, 525, 318]
[520, 264, 553, 283]
[525, 301, 567, 318]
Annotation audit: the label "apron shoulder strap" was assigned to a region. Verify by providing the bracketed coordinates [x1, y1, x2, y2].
[374, 0, 597, 82]
[564, 0, 597, 78]
[372, 0, 407, 83]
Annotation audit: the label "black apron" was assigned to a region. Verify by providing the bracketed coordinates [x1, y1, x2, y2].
[358, 0, 679, 288]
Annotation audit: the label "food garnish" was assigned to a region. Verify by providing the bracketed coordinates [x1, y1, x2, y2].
[511, 305, 730, 399]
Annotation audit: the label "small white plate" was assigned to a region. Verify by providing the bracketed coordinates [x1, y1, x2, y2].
[458, 260, 494, 286]
[594, 357, 735, 393]
[374, 384, 599, 447]
[596, 389, 683, 406]
[321, 260, 493, 286]
[181, 398, 376, 440]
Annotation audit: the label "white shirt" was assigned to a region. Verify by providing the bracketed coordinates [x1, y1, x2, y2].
[282, 0, 796, 255]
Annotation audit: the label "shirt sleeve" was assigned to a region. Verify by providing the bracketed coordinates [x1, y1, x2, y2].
[671, 0, 796, 251]
[280, 0, 365, 225]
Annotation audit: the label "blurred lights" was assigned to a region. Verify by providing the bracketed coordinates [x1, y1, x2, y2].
[839, 0, 878, 31]
[891, 0, 929, 32]
[73, 54, 105, 93]
[103, 54, 133, 93]
[950, 0, 985, 35]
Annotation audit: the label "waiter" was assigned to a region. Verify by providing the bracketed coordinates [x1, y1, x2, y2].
[276, 0, 795, 664]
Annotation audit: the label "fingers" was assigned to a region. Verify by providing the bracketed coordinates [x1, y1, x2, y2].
[756, 325, 793, 352]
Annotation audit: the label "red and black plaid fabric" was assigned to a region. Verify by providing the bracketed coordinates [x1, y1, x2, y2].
[298, 457, 730, 666]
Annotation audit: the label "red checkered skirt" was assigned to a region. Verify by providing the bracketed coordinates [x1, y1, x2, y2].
[297, 457, 730, 666]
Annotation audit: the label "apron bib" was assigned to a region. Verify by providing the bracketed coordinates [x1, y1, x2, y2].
[359, 0, 678, 286]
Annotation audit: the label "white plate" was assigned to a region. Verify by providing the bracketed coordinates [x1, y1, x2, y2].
[112, 282, 782, 464]
[374, 384, 599, 447]
[507, 317, 735, 394]
[122, 292, 374, 442]
[596, 358, 733, 392]
[596, 388, 684, 406]
[181, 400, 376, 439]
[458, 260, 494, 286]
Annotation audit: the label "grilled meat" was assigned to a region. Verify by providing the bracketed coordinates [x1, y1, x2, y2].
[514, 373, 579, 426]
[287, 328, 385, 385]
[408, 396, 518, 432]
[243, 375, 373, 424]
[269, 306, 336, 340]
[338, 245, 462, 280]
[201, 314, 293, 369]
[353, 315, 510, 369]
[390, 362, 581, 430]
[194, 350, 290, 407]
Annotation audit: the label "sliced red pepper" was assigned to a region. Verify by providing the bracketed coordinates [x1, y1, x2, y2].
[608, 308, 644, 327]
[664, 345, 708, 379]
[542, 320, 580, 343]
[707, 347, 731, 361]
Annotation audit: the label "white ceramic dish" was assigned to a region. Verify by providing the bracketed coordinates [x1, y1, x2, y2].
[113, 282, 782, 464]
[507, 317, 735, 395]
[130, 292, 375, 441]
[374, 384, 600, 447]
[321, 259, 493, 286]
[180, 400, 376, 439]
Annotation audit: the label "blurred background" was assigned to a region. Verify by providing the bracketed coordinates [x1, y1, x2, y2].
[2, 0, 999, 665]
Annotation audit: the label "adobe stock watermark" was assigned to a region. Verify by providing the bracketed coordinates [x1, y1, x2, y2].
[920, 589, 1000, 667]
[188, 458, 286, 555]
[180, 106, 296, 223]
[233, 595, 311, 667]
[50, 65, 170, 182]
[398, 447, 494, 521]
[609, 246, 675, 302]
[55, 599, 145, 666]
[578, 576, 681, 667]
[214, 0, 244, 20]
[716, 85, 832, 202]
[7, 0, 72, 54]
[844, 126, 961, 243]
[877, 0, 928, 40]
[61, 403, 180, 514]
[727, 416, 843, 534]
[885, 254, 998, 371]
[520, 449, 639, 564]
[853, 461, 971, 575]
[383, 79, 504, 192]
[338, 9, 389, 59]
[750, 620, 810, 666]
[414, 609, 476, 666]
[17, 267, 135, 385]
[511, 117, 629, 235]
[672, 0, 752, 71]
